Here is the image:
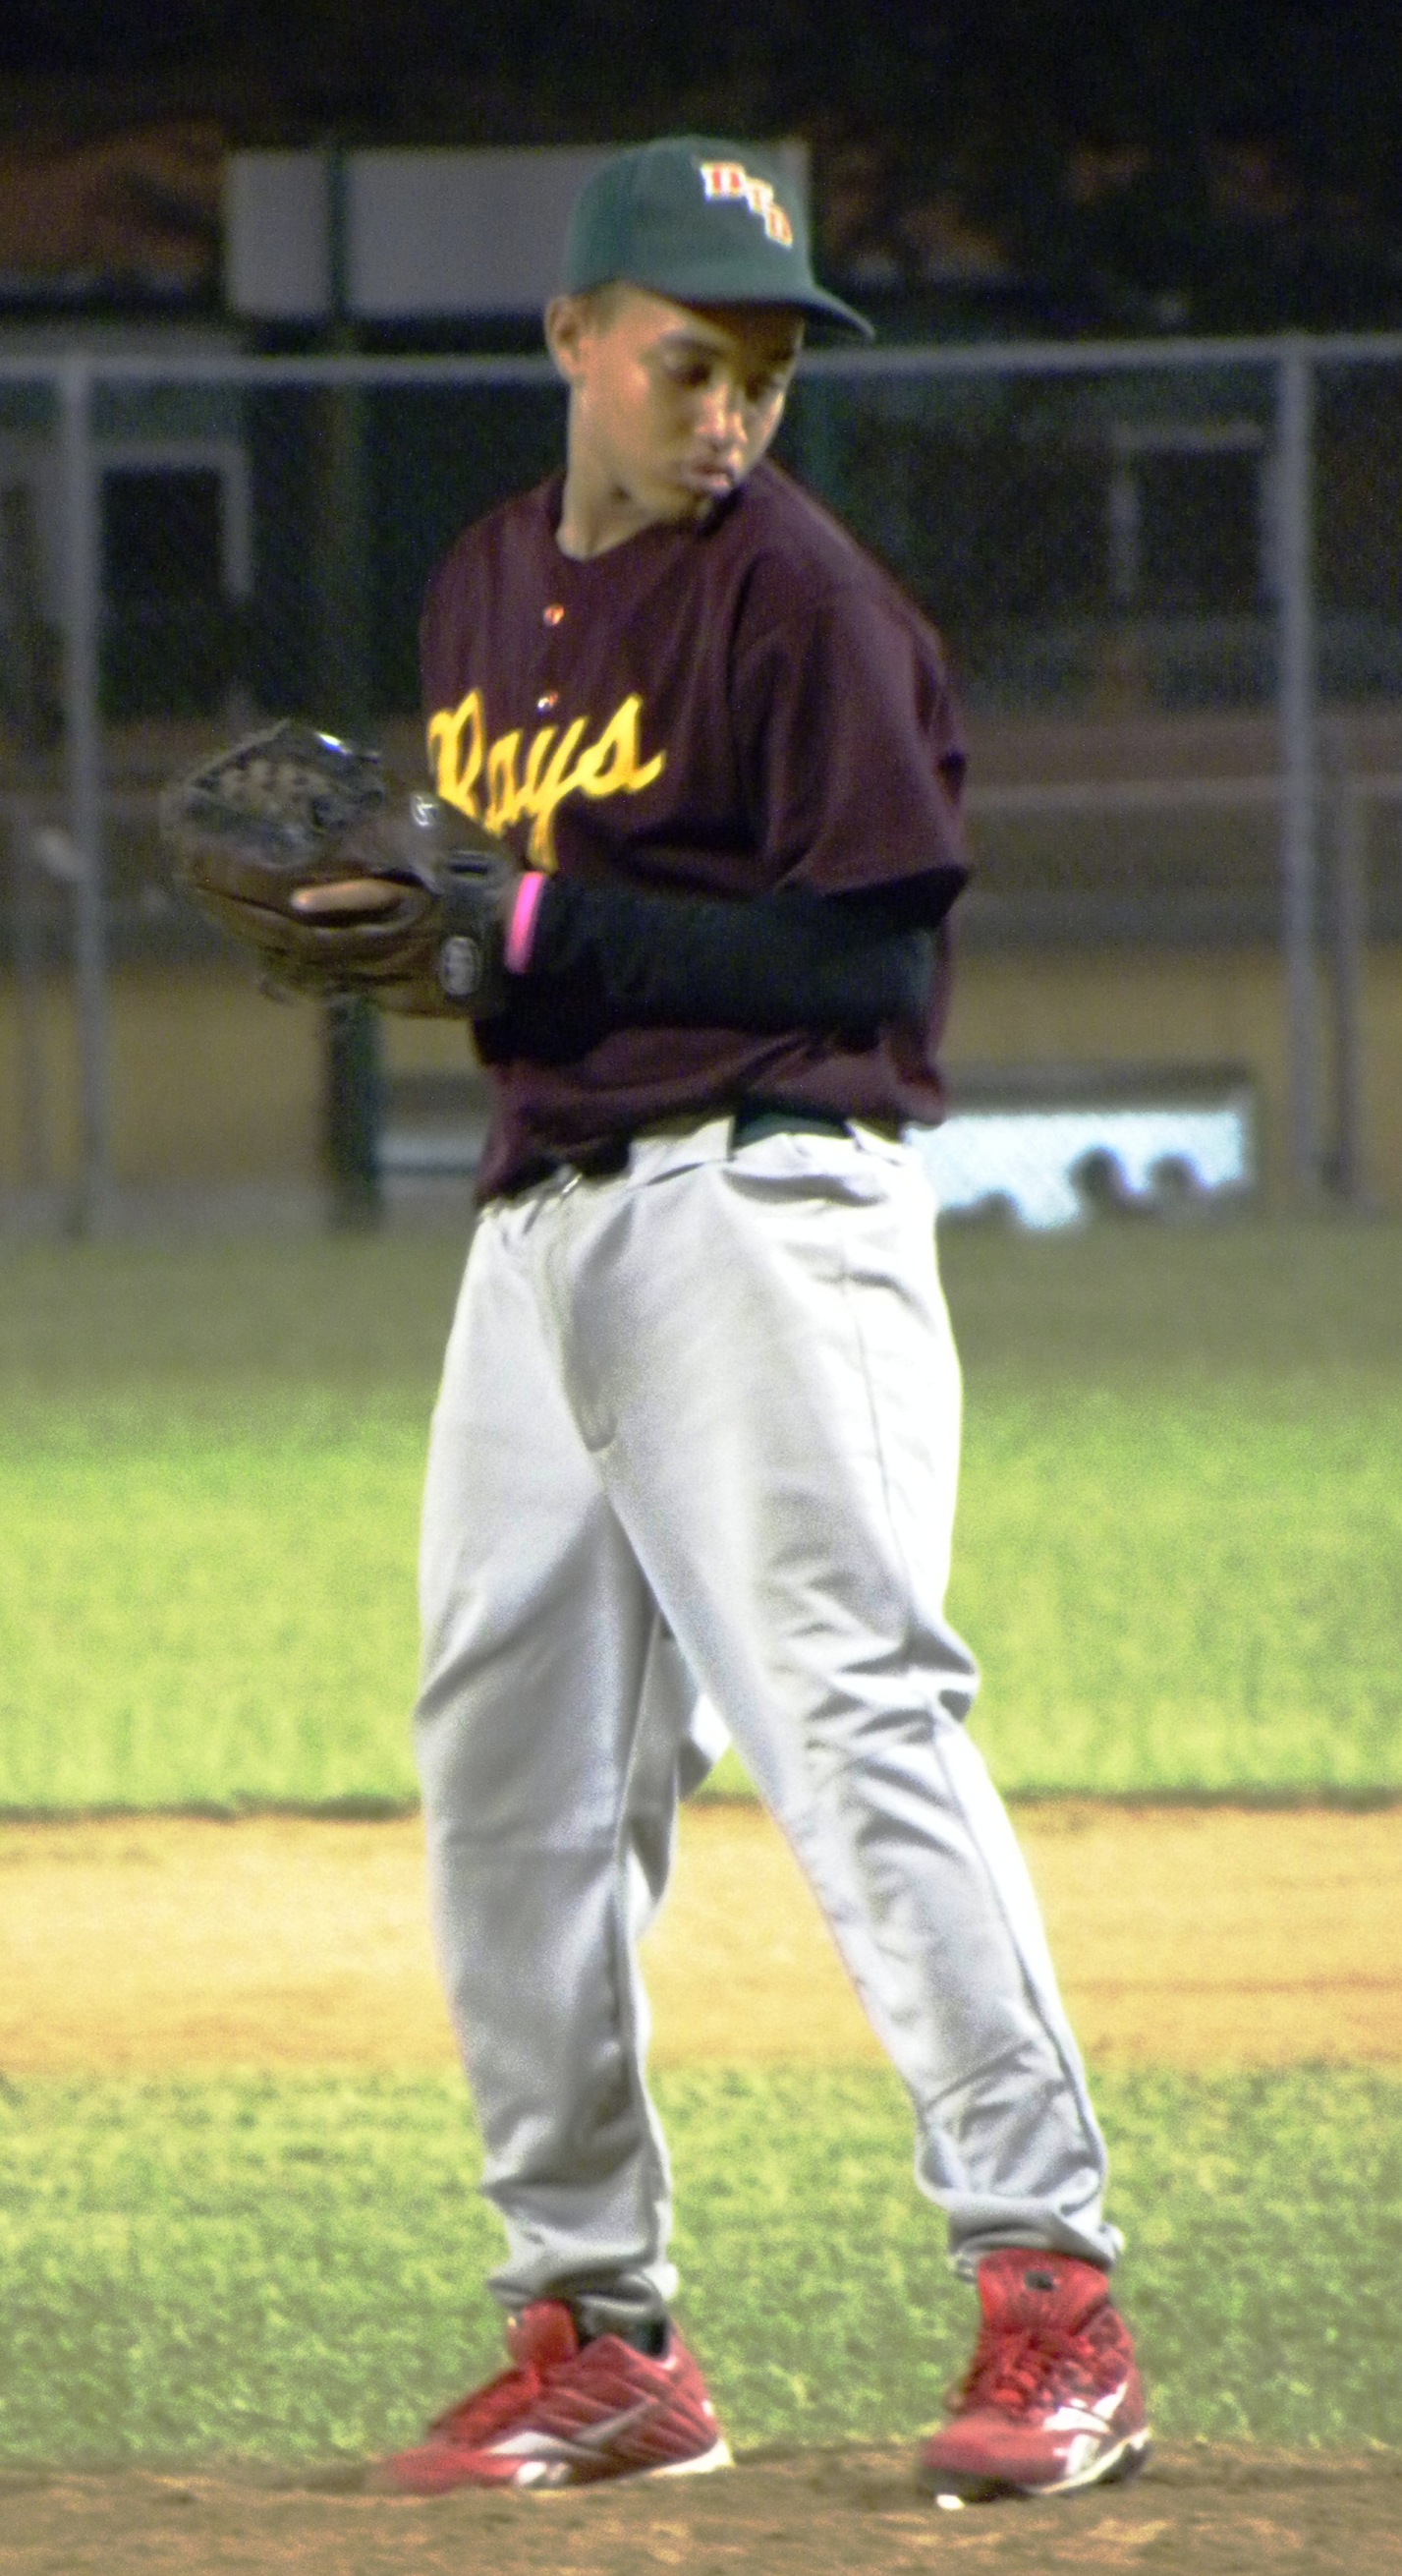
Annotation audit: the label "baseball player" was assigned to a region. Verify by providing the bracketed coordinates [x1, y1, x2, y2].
[378, 136, 1150, 2505]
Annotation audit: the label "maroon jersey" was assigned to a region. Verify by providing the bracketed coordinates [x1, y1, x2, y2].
[420, 459, 969, 1197]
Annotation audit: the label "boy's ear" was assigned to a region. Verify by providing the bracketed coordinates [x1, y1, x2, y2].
[543, 295, 585, 383]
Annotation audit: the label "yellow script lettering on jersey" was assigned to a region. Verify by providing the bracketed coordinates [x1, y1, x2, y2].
[426, 690, 666, 868]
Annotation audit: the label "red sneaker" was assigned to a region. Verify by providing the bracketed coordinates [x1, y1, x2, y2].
[918, 2251, 1150, 2503]
[376, 2300, 732, 2494]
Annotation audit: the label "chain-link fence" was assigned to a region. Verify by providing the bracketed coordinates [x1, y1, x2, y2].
[2, 337, 1400, 1230]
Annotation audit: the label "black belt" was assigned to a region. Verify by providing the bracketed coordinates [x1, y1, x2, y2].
[730, 1104, 853, 1149]
[517, 1104, 856, 1192]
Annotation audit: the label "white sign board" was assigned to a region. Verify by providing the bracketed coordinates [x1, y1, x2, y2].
[910, 1099, 1255, 1230]
[226, 143, 811, 321]
[350, 148, 613, 318]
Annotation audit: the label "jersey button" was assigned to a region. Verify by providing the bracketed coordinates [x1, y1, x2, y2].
[543, 603, 566, 626]
[536, 690, 559, 711]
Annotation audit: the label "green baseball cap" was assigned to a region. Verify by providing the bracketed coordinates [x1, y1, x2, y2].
[562, 135, 873, 341]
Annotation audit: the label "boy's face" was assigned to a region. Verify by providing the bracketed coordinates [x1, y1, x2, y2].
[546, 284, 804, 530]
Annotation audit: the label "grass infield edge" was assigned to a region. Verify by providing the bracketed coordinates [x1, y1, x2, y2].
[4, 1784, 1402, 1824]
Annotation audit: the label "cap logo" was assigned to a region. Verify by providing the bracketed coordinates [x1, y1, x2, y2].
[698, 160, 795, 247]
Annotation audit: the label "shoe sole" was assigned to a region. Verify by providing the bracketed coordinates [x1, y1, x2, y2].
[919, 2427, 1151, 2506]
[379, 2435, 734, 2498]
[527, 2435, 734, 2494]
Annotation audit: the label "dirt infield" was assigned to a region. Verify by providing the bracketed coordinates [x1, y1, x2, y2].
[1, 1801, 1400, 2073]
[3, 2445, 1400, 2575]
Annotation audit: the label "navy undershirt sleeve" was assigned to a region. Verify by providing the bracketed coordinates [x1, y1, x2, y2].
[520, 873, 955, 1036]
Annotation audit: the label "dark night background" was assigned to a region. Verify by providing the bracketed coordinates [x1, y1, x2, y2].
[0, 1, 1399, 332]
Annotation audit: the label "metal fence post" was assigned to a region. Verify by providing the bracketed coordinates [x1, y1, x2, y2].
[1273, 340, 1320, 1202]
[318, 165, 383, 1231]
[1324, 742, 1369, 1205]
[8, 807, 49, 1188]
[57, 356, 113, 1236]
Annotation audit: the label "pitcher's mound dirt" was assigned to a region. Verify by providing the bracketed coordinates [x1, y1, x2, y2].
[3, 2445, 1400, 2575]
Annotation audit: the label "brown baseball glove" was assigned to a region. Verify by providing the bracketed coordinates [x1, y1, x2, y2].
[161, 719, 523, 1016]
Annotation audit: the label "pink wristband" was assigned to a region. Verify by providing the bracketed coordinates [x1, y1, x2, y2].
[504, 871, 548, 973]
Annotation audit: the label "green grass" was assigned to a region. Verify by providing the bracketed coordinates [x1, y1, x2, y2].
[0, 1402, 425, 1809]
[0, 2067, 1398, 2466]
[3, 1227, 1396, 2477]
[952, 1383, 1402, 1793]
[2, 1219, 1400, 1808]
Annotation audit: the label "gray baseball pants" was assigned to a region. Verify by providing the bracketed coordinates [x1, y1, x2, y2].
[415, 1116, 1121, 2334]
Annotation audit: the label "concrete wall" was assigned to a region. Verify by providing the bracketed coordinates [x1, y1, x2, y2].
[0, 967, 484, 1194]
[3, 947, 1401, 1210]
